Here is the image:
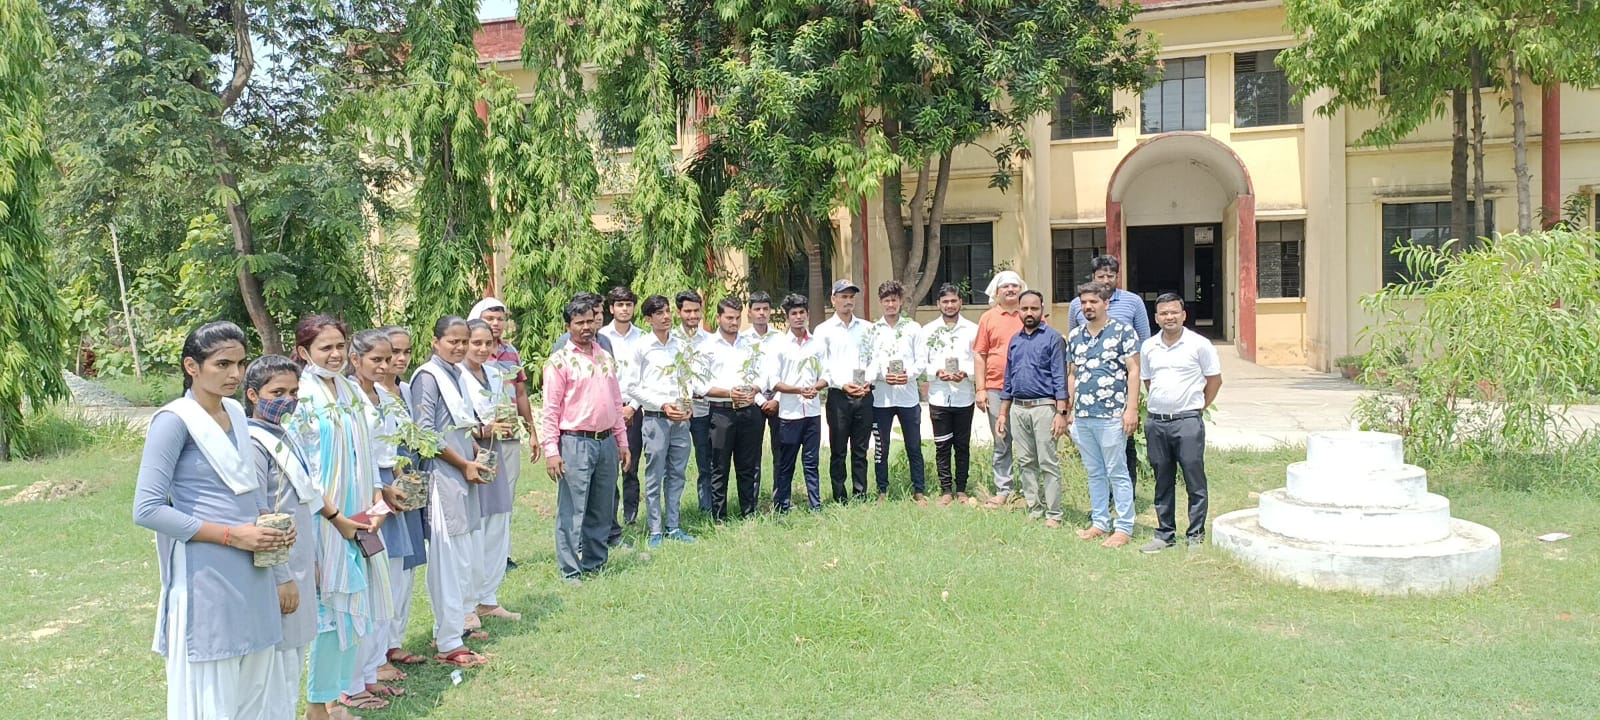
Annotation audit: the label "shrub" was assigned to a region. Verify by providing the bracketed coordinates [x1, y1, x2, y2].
[1355, 229, 1600, 474]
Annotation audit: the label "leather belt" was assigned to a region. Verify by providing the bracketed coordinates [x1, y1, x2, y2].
[561, 429, 613, 440]
[1149, 410, 1202, 421]
[1013, 398, 1057, 408]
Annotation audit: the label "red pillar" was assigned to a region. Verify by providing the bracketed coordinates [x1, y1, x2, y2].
[1236, 194, 1257, 363]
[1106, 200, 1123, 261]
[1541, 84, 1561, 229]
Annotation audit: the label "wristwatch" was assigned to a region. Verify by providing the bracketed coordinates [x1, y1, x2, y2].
[1058, 409, 1071, 416]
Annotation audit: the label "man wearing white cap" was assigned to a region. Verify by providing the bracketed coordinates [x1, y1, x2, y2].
[972, 271, 1026, 508]
[815, 278, 876, 503]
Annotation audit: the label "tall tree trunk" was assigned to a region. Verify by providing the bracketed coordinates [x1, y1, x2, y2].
[910, 151, 952, 304]
[900, 159, 930, 293]
[1509, 48, 1533, 233]
[880, 117, 907, 300]
[220, 170, 283, 354]
[801, 218, 827, 324]
[1450, 88, 1469, 242]
[1471, 50, 1488, 239]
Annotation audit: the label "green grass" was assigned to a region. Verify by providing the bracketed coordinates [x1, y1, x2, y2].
[2, 434, 1597, 718]
[94, 372, 184, 407]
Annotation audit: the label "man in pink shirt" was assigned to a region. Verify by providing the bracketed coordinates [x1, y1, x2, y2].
[541, 295, 631, 581]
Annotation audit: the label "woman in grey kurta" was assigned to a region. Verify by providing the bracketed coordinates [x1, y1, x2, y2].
[132, 321, 294, 720]
[243, 354, 363, 718]
[410, 316, 491, 667]
[461, 319, 522, 620]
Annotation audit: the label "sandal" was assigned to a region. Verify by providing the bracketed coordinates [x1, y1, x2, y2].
[477, 605, 522, 621]
[367, 683, 406, 697]
[386, 649, 428, 665]
[376, 664, 406, 681]
[434, 647, 489, 668]
[464, 629, 489, 641]
[339, 691, 390, 711]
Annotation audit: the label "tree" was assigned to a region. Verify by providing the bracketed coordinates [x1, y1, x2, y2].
[42, 0, 403, 357]
[370, 0, 498, 346]
[0, 0, 70, 459]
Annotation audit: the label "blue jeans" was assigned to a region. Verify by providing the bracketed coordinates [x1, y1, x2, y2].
[1071, 416, 1134, 534]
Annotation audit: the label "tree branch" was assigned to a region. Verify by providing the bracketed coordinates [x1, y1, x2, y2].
[219, 0, 254, 112]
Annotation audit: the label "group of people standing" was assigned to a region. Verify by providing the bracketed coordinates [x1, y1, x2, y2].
[135, 300, 539, 719]
[133, 254, 1223, 718]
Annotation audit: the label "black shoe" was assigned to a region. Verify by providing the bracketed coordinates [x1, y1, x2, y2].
[505, 558, 518, 571]
[1140, 539, 1174, 554]
[1186, 536, 1206, 548]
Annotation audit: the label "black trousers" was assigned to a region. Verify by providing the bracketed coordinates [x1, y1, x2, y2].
[692, 413, 713, 512]
[773, 416, 821, 511]
[607, 410, 645, 544]
[929, 403, 974, 495]
[825, 388, 873, 502]
[710, 404, 764, 520]
[1126, 433, 1140, 495]
[1146, 415, 1208, 543]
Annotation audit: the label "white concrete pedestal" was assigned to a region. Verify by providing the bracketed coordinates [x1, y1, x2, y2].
[1214, 431, 1501, 595]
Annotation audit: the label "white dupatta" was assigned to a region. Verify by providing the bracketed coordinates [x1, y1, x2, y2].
[413, 360, 478, 428]
[159, 394, 257, 495]
[458, 361, 508, 423]
[248, 424, 320, 505]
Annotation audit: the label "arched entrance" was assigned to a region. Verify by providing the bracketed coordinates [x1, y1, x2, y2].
[1106, 133, 1257, 362]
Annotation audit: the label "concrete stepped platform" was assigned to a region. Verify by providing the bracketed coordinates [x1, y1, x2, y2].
[1257, 489, 1453, 547]
[1285, 461, 1430, 507]
[1214, 509, 1502, 595]
[1305, 431, 1404, 470]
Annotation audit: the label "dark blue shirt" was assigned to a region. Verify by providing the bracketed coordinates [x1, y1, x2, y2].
[999, 324, 1067, 401]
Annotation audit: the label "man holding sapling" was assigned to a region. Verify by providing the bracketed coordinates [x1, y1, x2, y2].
[600, 286, 644, 546]
[702, 297, 770, 520]
[768, 294, 828, 511]
[740, 291, 784, 458]
[627, 295, 704, 547]
[541, 295, 631, 581]
[674, 291, 717, 514]
[917, 283, 979, 506]
[816, 279, 877, 503]
[869, 280, 926, 503]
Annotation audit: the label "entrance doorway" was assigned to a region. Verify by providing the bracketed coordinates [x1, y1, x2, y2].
[1126, 223, 1225, 339]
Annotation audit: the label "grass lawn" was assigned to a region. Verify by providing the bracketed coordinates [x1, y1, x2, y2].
[1, 431, 1596, 718]
[93, 372, 184, 407]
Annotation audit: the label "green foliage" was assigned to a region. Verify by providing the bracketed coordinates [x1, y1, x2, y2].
[0, 0, 71, 459]
[1355, 229, 1600, 470]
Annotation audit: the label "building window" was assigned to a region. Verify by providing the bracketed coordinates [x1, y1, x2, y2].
[913, 222, 995, 305]
[1051, 227, 1107, 303]
[1381, 201, 1493, 284]
[1256, 220, 1304, 298]
[1234, 50, 1302, 128]
[1052, 85, 1114, 140]
[1141, 56, 1207, 134]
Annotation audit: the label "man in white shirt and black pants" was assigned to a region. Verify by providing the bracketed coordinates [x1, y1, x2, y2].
[1139, 293, 1223, 553]
[918, 283, 979, 506]
[702, 296, 769, 520]
[816, 279, 876, 503]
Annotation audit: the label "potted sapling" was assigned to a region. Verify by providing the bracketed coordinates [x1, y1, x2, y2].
[735, 341, 765, 409]
[853, 326, 879, 386]
[383, 416, 445, 512]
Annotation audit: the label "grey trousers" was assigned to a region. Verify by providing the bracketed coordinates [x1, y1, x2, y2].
[985, 394, 1015, 497]
[643, 415, 691, 536]
[554, 433, 619, 579]
[1010, 404, 1063, 520]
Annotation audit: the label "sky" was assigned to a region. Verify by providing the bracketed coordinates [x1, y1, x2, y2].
[479, 0, 516, 20]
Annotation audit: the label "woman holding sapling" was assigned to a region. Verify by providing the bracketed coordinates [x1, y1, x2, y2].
[411, 316, 493, 668]
[376, 325, 430, 668]
[244, 354, 366, 718]
[290, 315, 391, 717]
[133, 321, 291, 719]
[461, 318, 524, 622]
[346, 329, 411, 702]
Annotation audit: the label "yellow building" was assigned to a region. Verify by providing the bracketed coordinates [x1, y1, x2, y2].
[476, 0, 1600, 369]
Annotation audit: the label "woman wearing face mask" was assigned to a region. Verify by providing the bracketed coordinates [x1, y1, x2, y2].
[411, 316, 492, 668]
[133, 321, 292, 719]
[345, 329, 410, 703]
[290, 315, 391, 718]
[374, 326, 429, 669]
[460, 319, 523, 623]
[244, 355, 364, 718]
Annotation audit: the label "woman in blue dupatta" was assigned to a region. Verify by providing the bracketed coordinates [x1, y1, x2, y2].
[289, 315, 391, 719]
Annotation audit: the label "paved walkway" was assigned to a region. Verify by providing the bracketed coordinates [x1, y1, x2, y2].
[70, 345, 1368, 450]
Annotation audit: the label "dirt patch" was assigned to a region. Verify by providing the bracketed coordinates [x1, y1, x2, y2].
[4, 479, 89, 505]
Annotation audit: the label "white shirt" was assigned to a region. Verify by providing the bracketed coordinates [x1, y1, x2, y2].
[700, 331, 770, 406]
[870, 316, 922, 408]
[601, 322, 644, 408]
[814, 314, 878, 390]
[765, 330, 827, 419]
[683, 326, 715, 417]
[917, 315, 979, 407]
[1140, 328, 1221, 415]
[627, 331, 709, 413]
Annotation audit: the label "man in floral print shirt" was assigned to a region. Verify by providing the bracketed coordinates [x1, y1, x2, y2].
[1065, 282, 1142, 549]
